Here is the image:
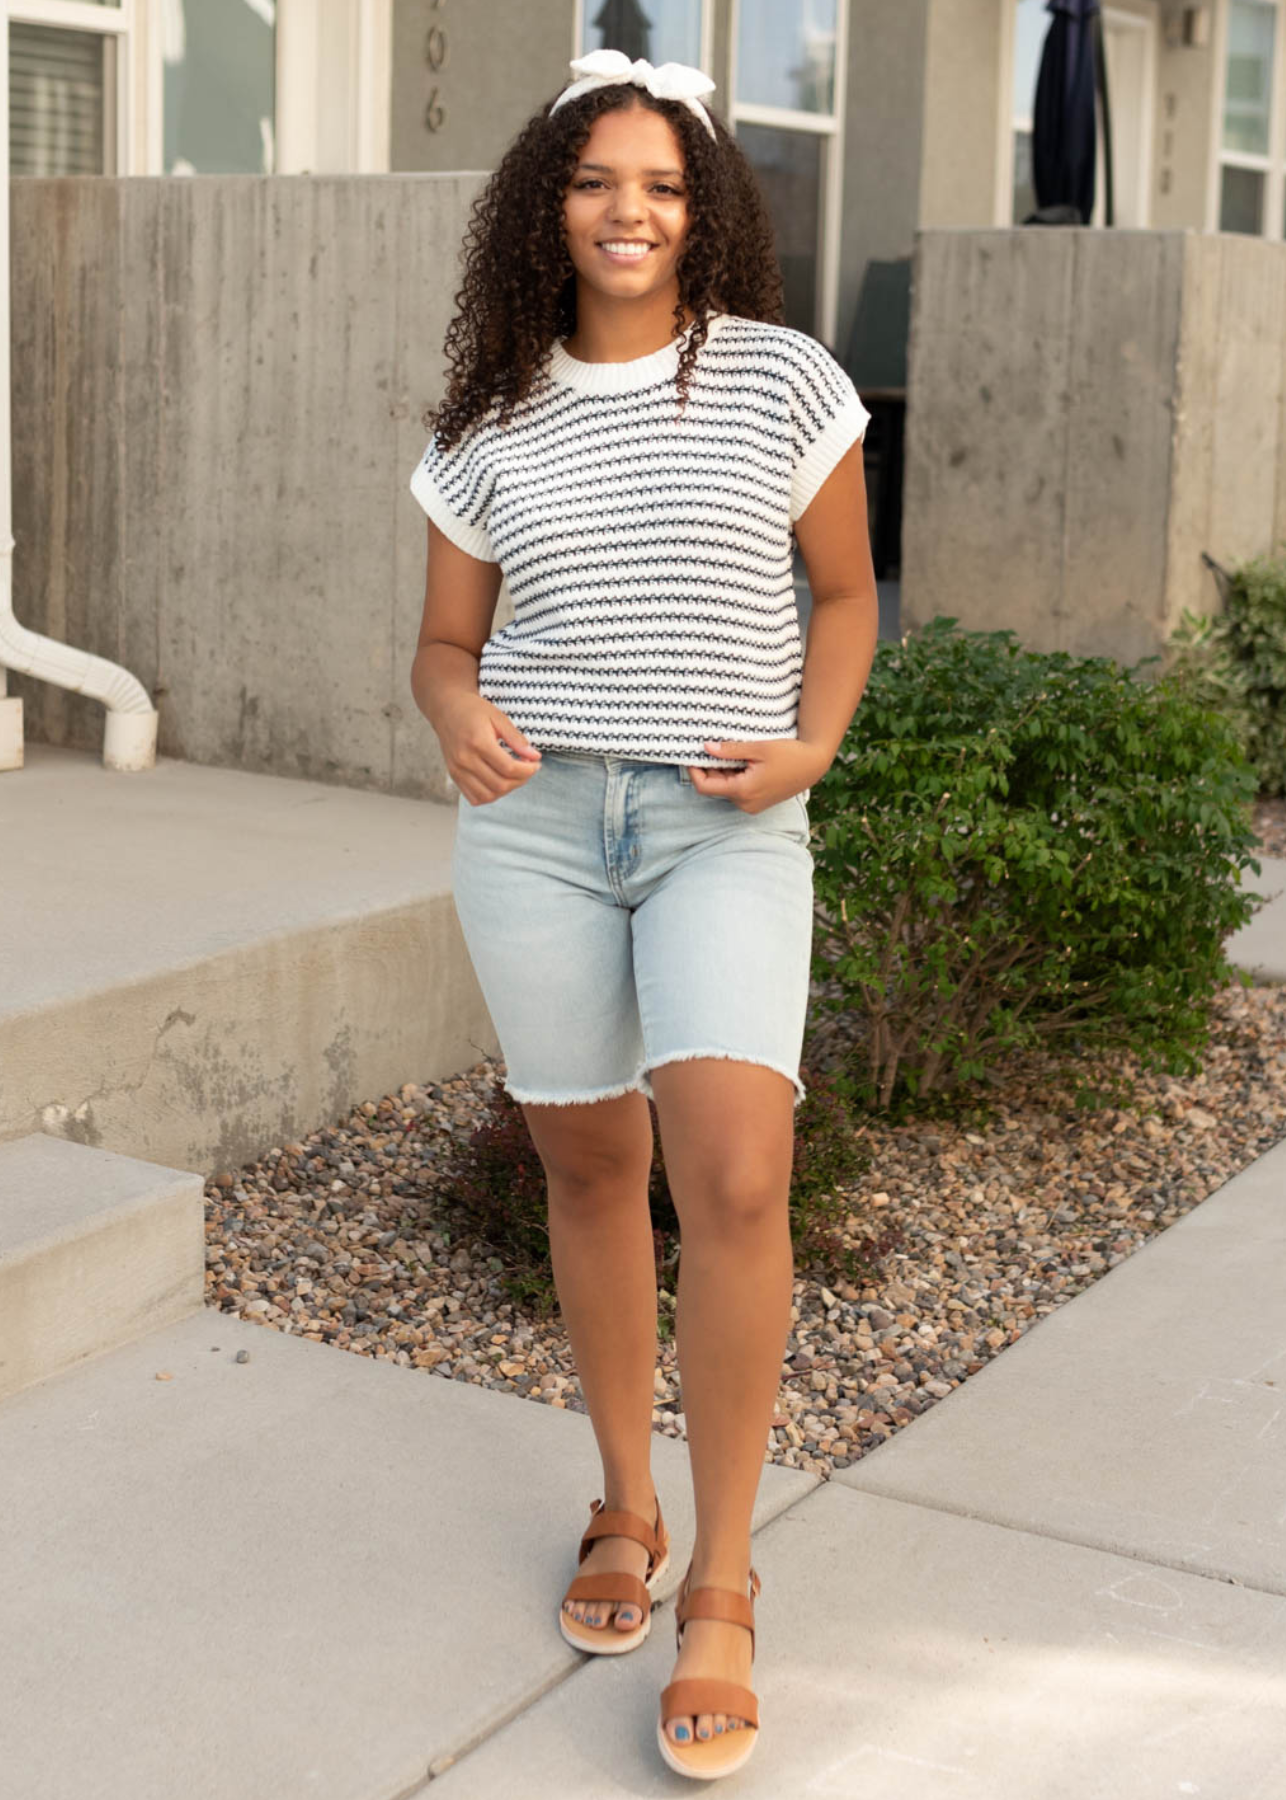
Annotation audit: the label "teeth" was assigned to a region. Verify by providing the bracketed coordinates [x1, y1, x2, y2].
[600, 242, 652, 256]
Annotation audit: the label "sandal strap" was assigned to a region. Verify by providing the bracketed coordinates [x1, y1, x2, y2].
[562, 1570, 651, 1613]
[578, 1498, 665, 1574]
[676, 1587, 756, 1634]
[674, 1565, 760, 1656]
[660, 1678, 760, 1732]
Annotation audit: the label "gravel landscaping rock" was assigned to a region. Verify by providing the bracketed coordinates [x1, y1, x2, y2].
[205, 977, 1286, 1481]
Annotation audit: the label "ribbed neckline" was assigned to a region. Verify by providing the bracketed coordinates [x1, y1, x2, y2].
[546, 310, 732, 394]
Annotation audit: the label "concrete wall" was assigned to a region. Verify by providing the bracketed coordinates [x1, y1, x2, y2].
[9, 174, 507, 804]
[900, 227, 1286, 667]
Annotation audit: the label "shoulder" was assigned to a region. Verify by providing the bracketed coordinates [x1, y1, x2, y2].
[708, 314, 851, 395]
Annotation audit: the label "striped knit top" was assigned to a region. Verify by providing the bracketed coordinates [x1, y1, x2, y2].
[409, 310, 871, 768]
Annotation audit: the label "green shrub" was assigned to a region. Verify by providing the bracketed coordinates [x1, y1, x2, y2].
[1167, 548, 1286, 796]
[433, 1069, 889, 1313]
[807, 617, 1263, 1114]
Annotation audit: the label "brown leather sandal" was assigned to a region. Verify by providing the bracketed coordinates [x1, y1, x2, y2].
[558, 1494, 670, 1654]
[657, 1560, 762, 1780]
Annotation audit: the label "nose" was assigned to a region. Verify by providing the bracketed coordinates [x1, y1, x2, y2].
[608, 186, 648, 223]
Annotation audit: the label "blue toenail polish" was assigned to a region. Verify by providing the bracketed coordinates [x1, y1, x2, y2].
[676, 1727, 689, 1741]
[715, 1724, 724, 1733]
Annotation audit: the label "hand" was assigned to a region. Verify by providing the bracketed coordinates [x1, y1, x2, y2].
[688, 738, 828, 814]
[438, 695, 542, 806]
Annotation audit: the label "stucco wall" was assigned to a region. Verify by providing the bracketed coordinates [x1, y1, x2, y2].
[390, 0, 576, 174]
[839, 0, 928, 355]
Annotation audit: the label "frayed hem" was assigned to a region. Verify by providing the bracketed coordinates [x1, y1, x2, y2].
[504, 1070, 651, 1107]
[640, 1050, 806, 1109]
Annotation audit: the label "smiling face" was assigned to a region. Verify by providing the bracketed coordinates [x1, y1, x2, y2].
[562, 102, 691, 303]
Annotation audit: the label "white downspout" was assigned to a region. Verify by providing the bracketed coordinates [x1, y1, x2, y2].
[0, 7, 158, 774]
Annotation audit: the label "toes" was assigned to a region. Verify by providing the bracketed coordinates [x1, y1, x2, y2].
[695, 1711, 714, 1741]
[666, 1716, 694, 1746]
[713, 1713, 727, 1735]
[614, 1605, 639, 1631]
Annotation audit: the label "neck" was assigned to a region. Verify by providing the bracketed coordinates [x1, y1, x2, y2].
[563, 286, 696, 364]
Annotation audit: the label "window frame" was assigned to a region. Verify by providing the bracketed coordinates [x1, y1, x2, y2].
[727, 0, 848, 346]
[9, 0, 132, 176]
[1209, 0, 1286, 237]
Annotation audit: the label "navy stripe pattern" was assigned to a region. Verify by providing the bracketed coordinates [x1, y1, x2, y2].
[410, 311, 870, 768]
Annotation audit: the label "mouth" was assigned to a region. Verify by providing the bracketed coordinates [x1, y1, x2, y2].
[596, 241, 659, 263]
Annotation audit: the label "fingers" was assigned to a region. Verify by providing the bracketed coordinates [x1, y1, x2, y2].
[454, 710, 543, 805]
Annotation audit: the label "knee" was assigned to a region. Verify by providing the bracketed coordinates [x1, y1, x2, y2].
[673, 1159, 787, 1236]
[538, 1139, 653, 1213]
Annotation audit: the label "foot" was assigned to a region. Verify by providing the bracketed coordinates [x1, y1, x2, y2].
[662, 1564, 756, 1748]
[561, 1492, 659, 1635]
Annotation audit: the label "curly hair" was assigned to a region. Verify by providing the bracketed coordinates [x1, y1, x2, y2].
[424, 82, 785, 449]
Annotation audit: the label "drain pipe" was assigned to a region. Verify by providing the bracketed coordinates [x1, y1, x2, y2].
[0, 24, 157, 774]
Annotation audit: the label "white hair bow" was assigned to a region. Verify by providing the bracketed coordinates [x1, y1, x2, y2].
[549, 48, 718, 142]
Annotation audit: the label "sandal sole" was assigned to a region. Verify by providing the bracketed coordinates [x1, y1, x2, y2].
[558, 1546, 671, 1654]
[656, 1717, 759, 1780]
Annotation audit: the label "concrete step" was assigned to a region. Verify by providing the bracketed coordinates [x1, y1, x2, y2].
[0, 1133, 205, 1402]
[0, 742, 497, 1173]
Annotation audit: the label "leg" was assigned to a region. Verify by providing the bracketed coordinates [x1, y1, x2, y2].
[648, 1057, 796, 1746]
[523, 1089, 662, 1634]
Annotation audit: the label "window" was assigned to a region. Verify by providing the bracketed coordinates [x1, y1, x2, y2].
[578, 0, 705, 68]
[8, 2, 125, 177]
[163, 0, 277, 174]
[730, 0, 846, 341]
[1011, 0, 1047, 222]
[1217, 0, 1286, 235]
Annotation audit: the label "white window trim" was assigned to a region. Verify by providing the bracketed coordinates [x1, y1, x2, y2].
[727, 0, 848, 347]
[998, 0, 1019, 225]
[1209, 0, 1286, 236]
[275, 0, 392, 174]
[1092, 7, 1156, 228]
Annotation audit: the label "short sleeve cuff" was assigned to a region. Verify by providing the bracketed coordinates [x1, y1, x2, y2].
[789, 389, 873, 523]
[410, 462, 497, 562]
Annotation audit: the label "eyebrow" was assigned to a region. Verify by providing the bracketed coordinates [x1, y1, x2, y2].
[575, 162, 686, 177]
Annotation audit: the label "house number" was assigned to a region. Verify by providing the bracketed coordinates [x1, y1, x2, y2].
[425, 1, 447, 133]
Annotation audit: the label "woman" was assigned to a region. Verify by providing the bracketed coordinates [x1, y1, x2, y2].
[408, 48, 879, 1781]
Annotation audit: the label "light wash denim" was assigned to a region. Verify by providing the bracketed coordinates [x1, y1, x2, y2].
[451, 749, 816, 1109]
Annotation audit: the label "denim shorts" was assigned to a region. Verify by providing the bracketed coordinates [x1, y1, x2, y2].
[450, 749, 815, 1109]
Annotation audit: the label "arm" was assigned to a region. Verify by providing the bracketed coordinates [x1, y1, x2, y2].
[792, 437, 880, 773]
[409, 519, 543, 805]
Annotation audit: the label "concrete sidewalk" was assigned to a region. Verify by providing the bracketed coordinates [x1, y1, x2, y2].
[1228, 853, 1286, 983]
[1, 782, 1283, 1799]
[2, 1141, 1282, 1800]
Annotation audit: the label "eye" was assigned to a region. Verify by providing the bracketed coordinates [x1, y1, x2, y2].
[571, 179, 685, 195]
